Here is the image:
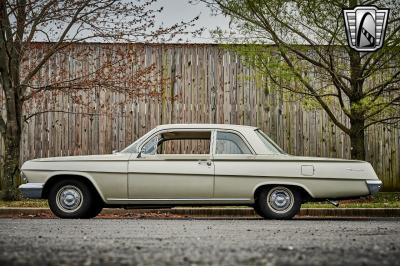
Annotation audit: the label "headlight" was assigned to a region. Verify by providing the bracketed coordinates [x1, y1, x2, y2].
[366, 180, 382, 194]
[21, 171, 28, 183]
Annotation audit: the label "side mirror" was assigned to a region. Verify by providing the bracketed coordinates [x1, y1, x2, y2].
[112, 150, 118, 154]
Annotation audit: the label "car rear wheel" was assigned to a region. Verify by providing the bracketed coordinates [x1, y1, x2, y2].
[255, 186, 301, 220]
[48, 179, 97, 219]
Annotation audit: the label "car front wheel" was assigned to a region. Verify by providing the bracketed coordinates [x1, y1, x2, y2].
[255, 186, 302, 220]
[48, 179, 98, 219]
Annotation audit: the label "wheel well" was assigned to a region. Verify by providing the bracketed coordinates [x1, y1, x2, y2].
[42, 174, 103, 203]
[254, 184, 312, 203]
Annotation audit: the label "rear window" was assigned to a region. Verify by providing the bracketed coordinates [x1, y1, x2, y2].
[215, 131, 252, 154]
[255, 129, 283, 154]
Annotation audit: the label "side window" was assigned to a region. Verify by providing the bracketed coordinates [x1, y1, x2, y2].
[158, 139, 210, 154]
[141, 131, 211, 155]
[215, 131, 252, 154]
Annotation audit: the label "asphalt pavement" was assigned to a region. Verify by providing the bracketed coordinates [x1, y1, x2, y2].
[0, 218, 399, 265]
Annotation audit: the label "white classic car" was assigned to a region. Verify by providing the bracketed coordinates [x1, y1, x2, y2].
[19, 124, 382, 219]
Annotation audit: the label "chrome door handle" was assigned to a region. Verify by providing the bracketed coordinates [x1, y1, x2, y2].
[197, 160, 212, 166]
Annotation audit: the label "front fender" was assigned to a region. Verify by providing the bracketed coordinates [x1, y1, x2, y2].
[44, 171, 106, 202]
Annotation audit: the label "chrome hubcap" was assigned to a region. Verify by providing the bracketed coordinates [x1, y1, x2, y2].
[267, 187, 294, 213]
[56, 185, 83, 213]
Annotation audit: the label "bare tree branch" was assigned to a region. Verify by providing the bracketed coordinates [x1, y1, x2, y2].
[0, 0, 202, 199]
[23, 110, 102, 121]
[204, 0, 400, 159]
[21, 0, 90, 86]
[214, 0, 351, 133]
[365, 96, 400, 120]
[365, 116, 400, 129]
[366, 70, 400, 99]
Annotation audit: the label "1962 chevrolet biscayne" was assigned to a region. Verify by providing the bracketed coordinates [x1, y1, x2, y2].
[19, 124, 382, 219]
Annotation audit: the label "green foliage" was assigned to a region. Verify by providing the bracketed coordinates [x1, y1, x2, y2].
[210, 0, 400, 135]
[301, 96, 322, 110]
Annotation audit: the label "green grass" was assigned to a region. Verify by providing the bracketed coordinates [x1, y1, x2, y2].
[302, 192, 400, 208]
[0, 192, 399, 208]
[302, 203, 400, 208]
[0, 199, 48, 208]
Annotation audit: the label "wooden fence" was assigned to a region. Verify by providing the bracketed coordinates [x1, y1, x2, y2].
[0, 43, 399, 190]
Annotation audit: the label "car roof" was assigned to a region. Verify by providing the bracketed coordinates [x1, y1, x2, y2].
[155, 123, 258, 131]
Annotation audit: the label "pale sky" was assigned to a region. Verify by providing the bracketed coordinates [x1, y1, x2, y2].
[151, 0, 232, 43]
[32, 0, 232, 43]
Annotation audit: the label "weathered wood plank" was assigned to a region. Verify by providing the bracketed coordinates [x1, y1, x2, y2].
[0, 43, 398, 190]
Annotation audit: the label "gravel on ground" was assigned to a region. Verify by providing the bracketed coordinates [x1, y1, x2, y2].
[1, 218, 399, 266]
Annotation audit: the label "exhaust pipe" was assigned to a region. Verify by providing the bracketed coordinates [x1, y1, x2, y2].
[326, 199, 339, 207]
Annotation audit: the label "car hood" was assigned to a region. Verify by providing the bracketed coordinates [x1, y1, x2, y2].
[21, 153, 134, 172]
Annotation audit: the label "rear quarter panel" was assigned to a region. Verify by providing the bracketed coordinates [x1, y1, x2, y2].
[213, 156, 374, 200]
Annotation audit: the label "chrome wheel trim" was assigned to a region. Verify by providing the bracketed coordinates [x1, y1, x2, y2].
[266, 187, 294, 214]
[55, 185, 83, 213]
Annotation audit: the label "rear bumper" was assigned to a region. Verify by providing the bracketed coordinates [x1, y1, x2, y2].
[18, 183, 44, 199]
[366, 180, 383, 195]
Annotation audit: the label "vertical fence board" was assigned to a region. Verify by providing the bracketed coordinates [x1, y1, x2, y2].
[0, 43, 399, 191]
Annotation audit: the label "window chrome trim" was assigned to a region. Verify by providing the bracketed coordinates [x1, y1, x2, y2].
[214, 129, 255, 155]
[134, 127, 256, 157]
[211, 129, 217, 155]
[138, 128, 214, 156]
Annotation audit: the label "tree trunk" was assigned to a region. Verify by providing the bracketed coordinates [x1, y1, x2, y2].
[2, 126, 21, 200]
[349, 117, 365, 160]
[348, 41, 365, 161]
[1, 85, 22, 200]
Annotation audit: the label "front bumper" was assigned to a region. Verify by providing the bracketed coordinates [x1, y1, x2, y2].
[366, 180, 383, 195]
[18, 183, 44, 199]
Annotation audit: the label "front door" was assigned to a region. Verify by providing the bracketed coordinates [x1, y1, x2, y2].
[128, 129, 214, 199]
[212, 130, 255, 199]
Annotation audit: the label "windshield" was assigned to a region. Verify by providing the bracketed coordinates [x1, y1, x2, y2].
[254, 129, 285, 154]
[120, 141, 140, 153]
[120, 128, 157, 153]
